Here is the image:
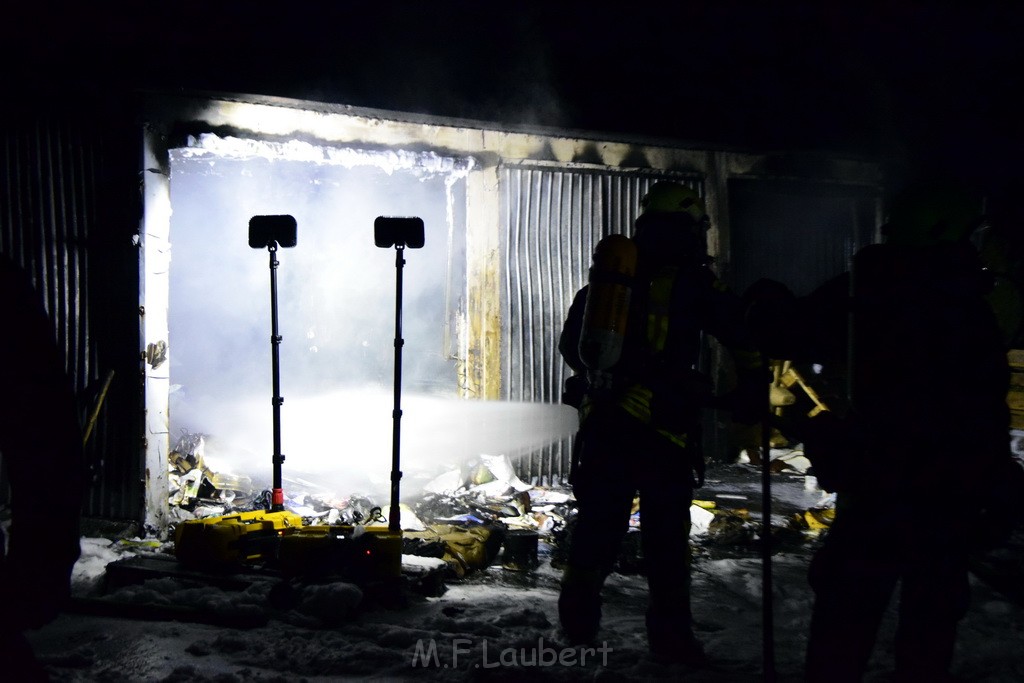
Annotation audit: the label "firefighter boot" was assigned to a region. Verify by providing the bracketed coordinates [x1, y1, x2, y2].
[558, 565, 604, 645]
[646, 605, 707, 667]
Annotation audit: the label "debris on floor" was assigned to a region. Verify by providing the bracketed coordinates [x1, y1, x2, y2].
[158, 427, 853, 615]
[168, 431, 258, 520]
[788, 507, 836, 534]
[737, 445, 813, 475]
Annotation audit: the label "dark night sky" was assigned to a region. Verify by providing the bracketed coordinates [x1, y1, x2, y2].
[5, 2, 1024, 194]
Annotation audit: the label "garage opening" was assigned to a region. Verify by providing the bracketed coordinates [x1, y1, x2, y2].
[162, 132, 577, 521]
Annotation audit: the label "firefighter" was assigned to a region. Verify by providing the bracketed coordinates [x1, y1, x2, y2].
[748, 179, 1019, 682]
[557, 181, 765, 665]
[0, 255, 85, 680]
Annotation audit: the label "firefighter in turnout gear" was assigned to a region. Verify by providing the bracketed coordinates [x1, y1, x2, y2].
[805, 181, 1016, 683]
[0, 255, 85, 680]
[557, 181, 765, 665]
[746, 178, 1021, 682]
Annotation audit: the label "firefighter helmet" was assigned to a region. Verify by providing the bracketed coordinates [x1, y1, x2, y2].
[640, 181, 707, 223]
[882, 180, 983, 247]
[635, 181, 710, 264]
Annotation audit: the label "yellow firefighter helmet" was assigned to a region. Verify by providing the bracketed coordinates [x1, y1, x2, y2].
[635, 181, 710, 264]
[640, 181, 707, 223]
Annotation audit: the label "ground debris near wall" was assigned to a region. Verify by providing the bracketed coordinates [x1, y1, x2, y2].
[168, 431, 258, 519]
[163, 429, 846, 588]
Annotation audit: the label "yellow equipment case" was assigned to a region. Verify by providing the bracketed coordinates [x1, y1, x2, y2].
[278, 525, 403, 581]
[174, 509, 304, 568]
[174, 510, 402, 581]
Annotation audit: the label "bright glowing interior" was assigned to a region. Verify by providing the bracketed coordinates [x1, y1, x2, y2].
[168, 134, 577, 502]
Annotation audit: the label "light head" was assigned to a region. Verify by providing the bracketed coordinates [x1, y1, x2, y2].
[248, 215, 297, 249]
[374, 216, 425, 249]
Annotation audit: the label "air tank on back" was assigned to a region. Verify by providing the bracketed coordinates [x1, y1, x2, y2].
[578, 234, 638, 386]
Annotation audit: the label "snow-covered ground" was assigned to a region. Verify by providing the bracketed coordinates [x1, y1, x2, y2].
[22, 462, 1024, 682]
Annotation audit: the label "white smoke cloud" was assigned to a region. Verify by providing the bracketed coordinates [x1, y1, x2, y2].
[167, 137, 575, 501]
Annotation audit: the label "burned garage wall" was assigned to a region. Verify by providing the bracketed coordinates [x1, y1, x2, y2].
[0, 107, 145, 522]
[2, 92, 886, 530]
[139, 93, 882, 531]
[500, 164, 704, 483]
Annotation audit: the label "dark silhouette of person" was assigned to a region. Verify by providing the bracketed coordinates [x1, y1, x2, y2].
[0, 254, 85, 681]
[975, 182, 1024, 349]
[557, 182, 764, 665]
[747, 178, 1019, 682]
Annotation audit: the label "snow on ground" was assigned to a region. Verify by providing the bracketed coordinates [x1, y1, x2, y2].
[23, 463, 1024, 682]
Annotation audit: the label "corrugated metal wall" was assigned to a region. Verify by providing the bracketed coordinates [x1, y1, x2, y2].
[1, 111, 144, 522]
[2, 118, 95, 391]
[727, 178, 879, 298]
[500, 164, 703, 484]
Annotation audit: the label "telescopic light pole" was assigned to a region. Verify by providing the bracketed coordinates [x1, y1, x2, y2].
[373, 216, 425, 534]
[268, 242, 285, 511]
[389, 242, 406, 532]
[248, 214, 297, 513]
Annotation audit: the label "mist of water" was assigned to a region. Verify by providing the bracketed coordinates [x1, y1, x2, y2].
[173, 388, 578, 502]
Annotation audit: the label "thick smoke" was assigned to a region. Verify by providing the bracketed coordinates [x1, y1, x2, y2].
[167, 138, 577, 501]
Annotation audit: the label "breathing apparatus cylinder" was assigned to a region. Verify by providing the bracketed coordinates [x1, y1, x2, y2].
[578, 234, 638, 387]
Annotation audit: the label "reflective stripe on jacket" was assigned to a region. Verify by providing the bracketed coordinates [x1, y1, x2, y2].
[618, 267, 688, 447]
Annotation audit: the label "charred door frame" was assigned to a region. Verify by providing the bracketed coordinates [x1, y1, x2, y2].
[141, 122, 173, 533]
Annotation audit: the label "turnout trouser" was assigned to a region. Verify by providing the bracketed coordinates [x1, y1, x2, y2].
[561, 405, 695, 648]
[805, 502, 970, 682]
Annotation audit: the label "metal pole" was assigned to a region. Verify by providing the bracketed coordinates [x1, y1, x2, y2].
[269, 243, 285, 511]
[761, 353, 776, 682]
[389, 245, 405, 532]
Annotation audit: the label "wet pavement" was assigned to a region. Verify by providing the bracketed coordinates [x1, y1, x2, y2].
[701, 460, 829, 519]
